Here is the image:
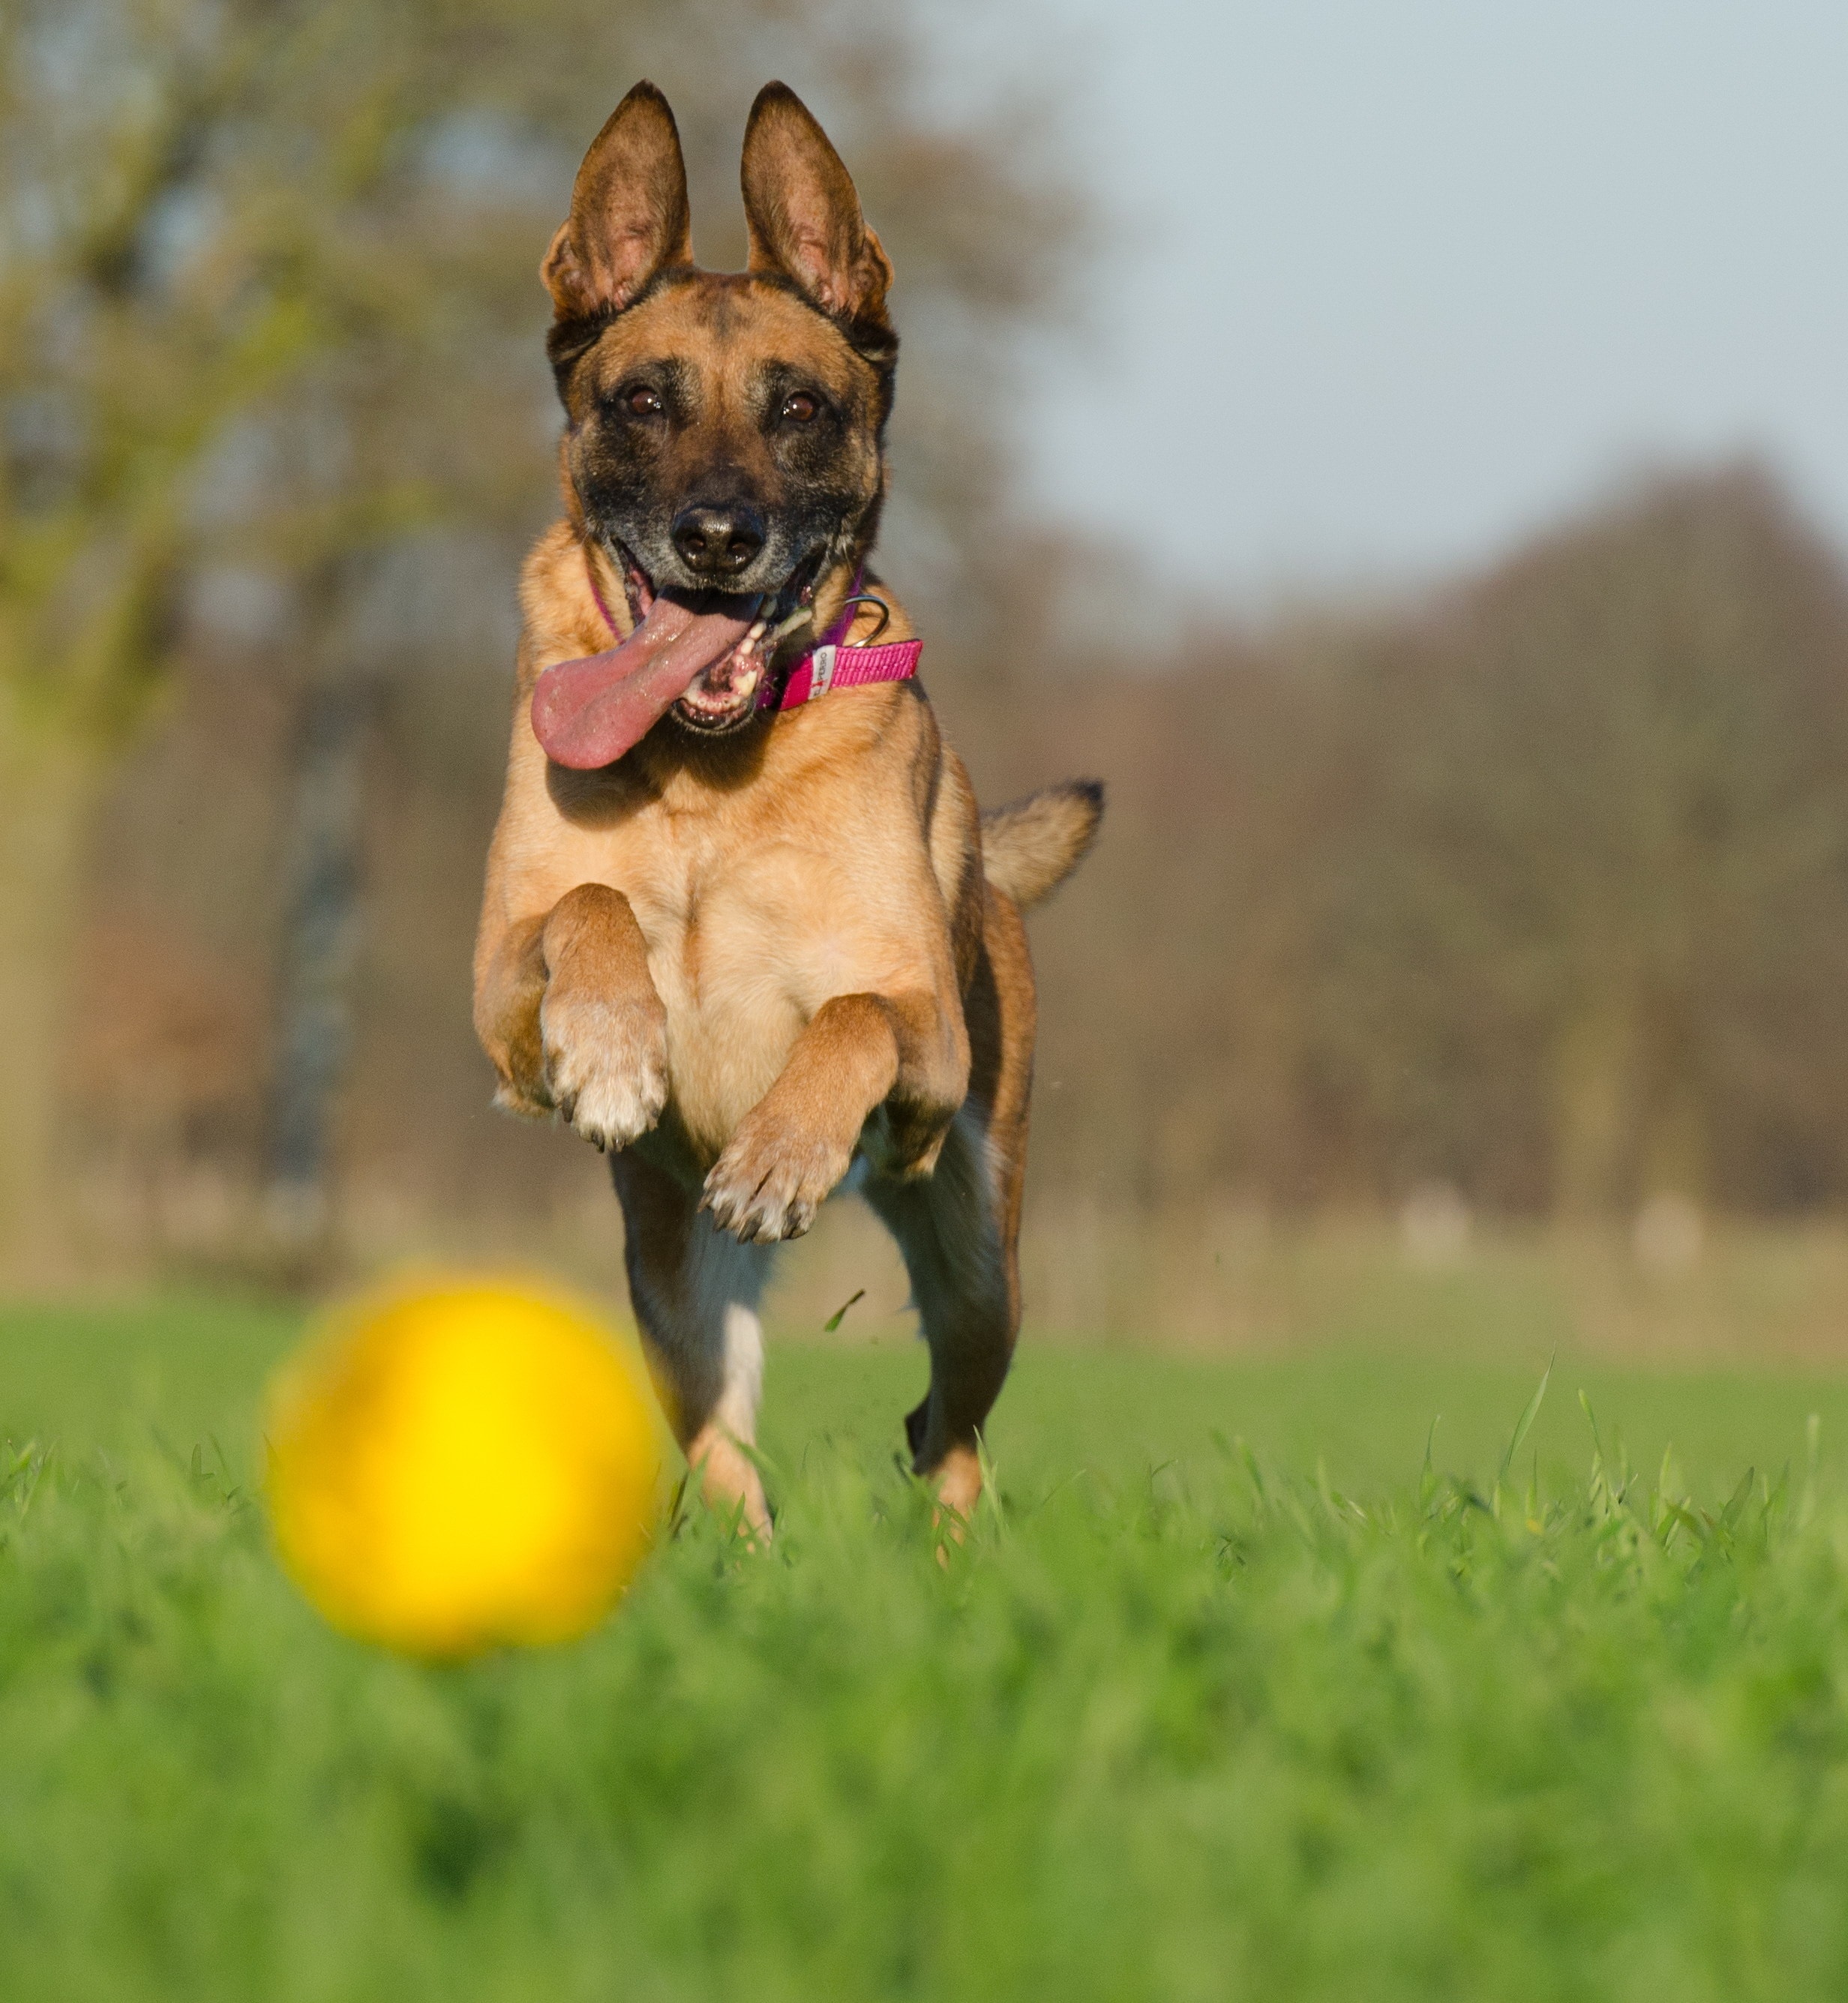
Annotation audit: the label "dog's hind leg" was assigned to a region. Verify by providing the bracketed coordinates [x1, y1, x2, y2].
[866, 886, 1035, 1522]
[610, 1150, 775, 1539]
[867, 1111, 1017, 1521]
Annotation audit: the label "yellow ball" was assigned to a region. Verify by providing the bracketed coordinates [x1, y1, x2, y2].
[266, 1279, 662, 1657]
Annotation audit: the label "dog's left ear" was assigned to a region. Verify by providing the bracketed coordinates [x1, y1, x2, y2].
[741, 82, 894, 342]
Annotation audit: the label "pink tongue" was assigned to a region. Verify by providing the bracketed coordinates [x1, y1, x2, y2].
[531, 594, 757, 769]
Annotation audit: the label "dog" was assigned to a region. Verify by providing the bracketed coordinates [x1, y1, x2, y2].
[473, 80, 1101, 1536]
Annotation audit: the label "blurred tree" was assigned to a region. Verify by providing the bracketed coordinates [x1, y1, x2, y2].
[1018, 466, 1848, 1228]
[1340, 466, 1848, 1219]
[1, 0, 1081, 1265]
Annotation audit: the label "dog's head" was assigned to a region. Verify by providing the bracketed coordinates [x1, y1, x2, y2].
[539, 82, 896, 745]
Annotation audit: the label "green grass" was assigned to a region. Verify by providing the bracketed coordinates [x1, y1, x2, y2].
[7, 1295, 1848, 1999]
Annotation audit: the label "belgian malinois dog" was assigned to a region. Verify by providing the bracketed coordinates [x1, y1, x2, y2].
[473, 80, 1100, 1535]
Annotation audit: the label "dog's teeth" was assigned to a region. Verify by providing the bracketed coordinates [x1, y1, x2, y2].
[770, 606, 814, 643]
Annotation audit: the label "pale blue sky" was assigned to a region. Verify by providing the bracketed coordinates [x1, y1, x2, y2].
[982, 0, 1848, 606]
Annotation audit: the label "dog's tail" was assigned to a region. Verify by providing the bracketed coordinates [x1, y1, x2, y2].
[980, 779, 1104, 911]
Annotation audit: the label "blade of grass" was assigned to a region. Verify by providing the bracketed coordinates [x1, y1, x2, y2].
[1801, 1411, 1822, 1528]
[822, 1289, 866, 1334]
[1498, 1357, 1553, 1490]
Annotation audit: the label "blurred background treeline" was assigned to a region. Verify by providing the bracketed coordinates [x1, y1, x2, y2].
[7, 0, 1848, 1347]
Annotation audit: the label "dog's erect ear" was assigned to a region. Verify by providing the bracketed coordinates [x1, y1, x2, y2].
[542, 82, 693, 319]
[741, 82, 893, 336]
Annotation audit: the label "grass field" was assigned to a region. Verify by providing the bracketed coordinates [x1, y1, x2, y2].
[7, 1293, 1848, 1999]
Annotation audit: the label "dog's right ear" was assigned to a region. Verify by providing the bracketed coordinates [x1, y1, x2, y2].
[542, 82, 693, 320]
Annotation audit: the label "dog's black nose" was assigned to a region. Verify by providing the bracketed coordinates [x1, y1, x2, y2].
[670, 505, 765, 578]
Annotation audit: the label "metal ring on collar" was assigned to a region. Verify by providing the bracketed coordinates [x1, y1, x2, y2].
[837, 592, 892, 643]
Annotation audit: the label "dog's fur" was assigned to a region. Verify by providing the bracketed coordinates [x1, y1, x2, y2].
[473, 82, 1100, 1534]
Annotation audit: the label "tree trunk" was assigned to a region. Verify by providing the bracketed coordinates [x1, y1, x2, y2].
[262, 679, 373, 1252]
[1550, 982, 1642, 1220]
[0, 715, 104, 1279]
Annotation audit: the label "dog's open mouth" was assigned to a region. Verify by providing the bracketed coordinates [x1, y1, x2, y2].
[530, 549, 821, 769]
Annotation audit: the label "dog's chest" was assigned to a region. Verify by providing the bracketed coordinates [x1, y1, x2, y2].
[607, 808, 841, 1151]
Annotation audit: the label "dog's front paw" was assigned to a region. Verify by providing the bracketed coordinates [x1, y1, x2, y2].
[701, 1108, 854, 1243]
[539, 987, 669, 1153]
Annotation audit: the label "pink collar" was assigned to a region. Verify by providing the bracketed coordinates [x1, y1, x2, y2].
[586, 558, 922, 714]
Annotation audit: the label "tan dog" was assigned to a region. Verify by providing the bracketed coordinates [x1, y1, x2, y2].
[473, 81, 1100, 1535]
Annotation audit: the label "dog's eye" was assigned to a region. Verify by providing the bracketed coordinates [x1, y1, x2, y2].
[624, 386, 663, 416]
[781, 391, 819, 424]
